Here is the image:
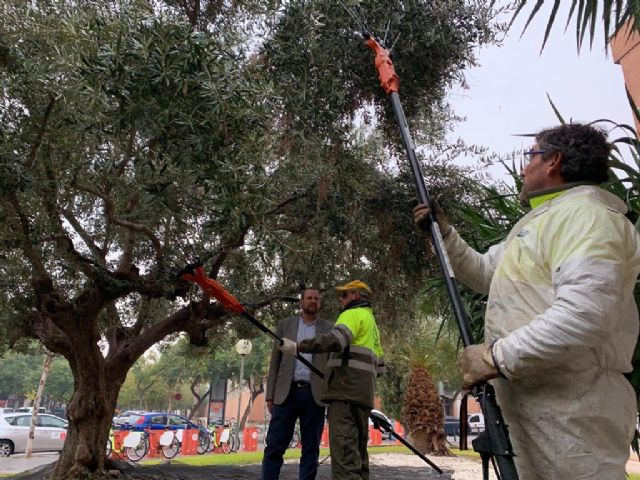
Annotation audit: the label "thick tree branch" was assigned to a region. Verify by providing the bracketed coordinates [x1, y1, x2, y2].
[27, 96, 56, 170]
[180, 0, 200, 26]
[31, 312, 74, 355]
[38, 163, 99, 279]
[109, 300, 225, 368]
[74, 180, 163, 265]
[117, 231, 136, 273]
[267, 192, 309, 215]
[113, 125, 137, 177]
[61, 207, 106, 262]
[41, 235, 100, 278]
[5, 193, 49, 278]
[208, 226, 249, 279]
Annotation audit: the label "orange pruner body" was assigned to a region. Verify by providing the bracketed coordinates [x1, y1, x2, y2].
[364, 36, 399, 94]
[181, 266, 245, 314]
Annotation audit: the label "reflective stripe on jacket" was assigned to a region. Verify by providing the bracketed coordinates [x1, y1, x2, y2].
[298, 303, 384, 408]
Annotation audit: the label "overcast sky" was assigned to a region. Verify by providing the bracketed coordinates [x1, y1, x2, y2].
[446, 3, 632, 182]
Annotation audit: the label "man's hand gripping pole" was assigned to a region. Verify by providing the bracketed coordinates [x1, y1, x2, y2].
[181, 264, 442, 474]
[365, 34, 518, 480]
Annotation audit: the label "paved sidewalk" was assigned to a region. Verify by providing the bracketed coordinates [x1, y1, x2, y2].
[0, 452, 59, 476]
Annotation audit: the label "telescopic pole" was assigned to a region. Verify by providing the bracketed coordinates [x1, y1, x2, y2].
[364, 34, 518, 480]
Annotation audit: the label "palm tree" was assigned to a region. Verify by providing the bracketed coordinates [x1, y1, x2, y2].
[403, 365, 448, 454]
[513, 0, 640, 52]
[397, 319, 460, 455]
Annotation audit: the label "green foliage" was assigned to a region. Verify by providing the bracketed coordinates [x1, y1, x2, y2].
[513, 0, 640, 52]
[0, 352, 72, 404]
[266, 0, 506, 136]
[117, 331, 273, 412]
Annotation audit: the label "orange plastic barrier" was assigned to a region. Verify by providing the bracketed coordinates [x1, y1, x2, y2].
[181, 428, 200, 455]
[320, 424, 329, 447]
[147, 430, 162, 458]
[368, 426, 382, 446]
[393, 421, 405, 445]
[243, 427, 258, 451]
[111, 430, 128, 459]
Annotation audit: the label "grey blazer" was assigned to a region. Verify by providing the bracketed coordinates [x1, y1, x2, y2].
[265, 316, 332, 406]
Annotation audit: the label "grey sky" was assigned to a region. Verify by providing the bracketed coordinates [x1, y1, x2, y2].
[446, 3, 632, 182]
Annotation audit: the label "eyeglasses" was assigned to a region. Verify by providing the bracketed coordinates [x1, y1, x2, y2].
[521, 148, 547, 170]
[523, 149, 546, 156]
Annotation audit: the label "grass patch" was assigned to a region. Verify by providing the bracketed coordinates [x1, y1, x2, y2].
[141, 444, 477, 468]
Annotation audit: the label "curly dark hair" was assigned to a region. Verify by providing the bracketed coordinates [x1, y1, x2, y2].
[536, 123, 611, 183]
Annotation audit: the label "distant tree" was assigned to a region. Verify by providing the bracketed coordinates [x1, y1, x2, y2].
[42, 357, 74, 406]
[0, 353, 41, 401]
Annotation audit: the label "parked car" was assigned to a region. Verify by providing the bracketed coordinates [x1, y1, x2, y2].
[51, 407, 67, 419]
[0, 413, 68, 457]
[443, 416, 472, 438]
[468, 413, 485, 433]
[112, 410, 145, 426]
[15, 407, 46, 414]
[124, 412, 208, 435]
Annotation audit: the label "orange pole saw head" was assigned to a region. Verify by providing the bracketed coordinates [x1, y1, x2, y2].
[181, 265, 245, 314]
[364, 35, 399, 94]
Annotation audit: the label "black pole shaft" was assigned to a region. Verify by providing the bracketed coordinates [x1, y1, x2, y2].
[387, 91, 518, 480]
[240, 312, 324, 378]
[388, 92, 473, 346]
[388, 431, 443, 473]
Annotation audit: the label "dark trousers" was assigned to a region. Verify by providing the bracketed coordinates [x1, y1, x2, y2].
[328, 400, 371, 480]
[261, 384, 326, 480]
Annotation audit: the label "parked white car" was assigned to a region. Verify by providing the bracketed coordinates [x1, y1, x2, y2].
[0, 413, 68, 456]
[15, 407, 46, 414]
[468, 413, 485, 433]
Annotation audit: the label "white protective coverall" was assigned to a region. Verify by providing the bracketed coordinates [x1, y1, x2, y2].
[444, 184, 640, 479]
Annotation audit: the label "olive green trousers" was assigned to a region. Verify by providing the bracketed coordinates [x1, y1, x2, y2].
[328, 400, 371, 480]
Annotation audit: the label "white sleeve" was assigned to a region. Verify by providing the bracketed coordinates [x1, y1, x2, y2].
[442, 227, 504, 295]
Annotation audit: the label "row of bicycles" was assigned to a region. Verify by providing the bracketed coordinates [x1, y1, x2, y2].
[106, 423, 240, 462]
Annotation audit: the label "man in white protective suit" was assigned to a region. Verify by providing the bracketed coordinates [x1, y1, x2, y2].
[414, 123, 640, 479]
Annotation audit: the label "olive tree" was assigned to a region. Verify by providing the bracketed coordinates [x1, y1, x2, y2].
[0, 0, 504, 477]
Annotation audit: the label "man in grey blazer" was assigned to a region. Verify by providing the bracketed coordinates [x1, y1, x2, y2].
[261, 288, 332, 480]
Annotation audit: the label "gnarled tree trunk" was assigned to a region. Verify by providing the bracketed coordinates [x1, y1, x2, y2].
[52, 338, 127, 478]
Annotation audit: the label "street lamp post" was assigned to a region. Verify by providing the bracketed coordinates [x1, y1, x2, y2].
[235, 339, 252, 436]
